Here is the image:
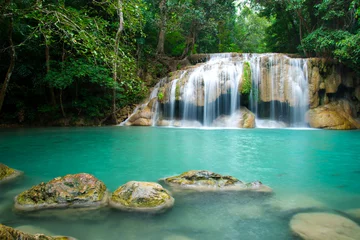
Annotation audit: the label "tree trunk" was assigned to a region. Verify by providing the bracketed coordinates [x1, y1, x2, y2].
[156, 0, 167, 55]
[0, 17, 15, 114]
[60, 42, 66, 118]
[181, 24, 196, 59]
[59, 89, 66, 118]
[45, 43, 56, 106]
[111, 0, 124, 124]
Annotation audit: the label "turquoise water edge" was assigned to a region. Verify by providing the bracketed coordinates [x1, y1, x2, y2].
[1, 127, 360, 239]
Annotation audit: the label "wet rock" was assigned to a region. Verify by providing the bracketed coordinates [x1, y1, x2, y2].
[306, 99, 360, 129]
[0, 224, 76, 240]
[162, 170, 272, 192]
[109, 181, 174, 213]
[126, 106, 154, 126]
[212, 107, 255, 128]
[290, 212, 360, 240]
[14, 173, 108, 211]
[0, 163, 22, 184]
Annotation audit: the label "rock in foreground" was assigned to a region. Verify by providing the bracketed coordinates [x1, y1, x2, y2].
[0, 224, 75, 240]
[290, 212, 360, 240]
[15, 173, 108, 211]
[109, 181, 174, 213]
[162, 170, 271, 192]
[306, 99, 360, 129]
[0, 163, 22, 183]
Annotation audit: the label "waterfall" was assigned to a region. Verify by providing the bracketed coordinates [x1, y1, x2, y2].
[124, 53, 310, 128]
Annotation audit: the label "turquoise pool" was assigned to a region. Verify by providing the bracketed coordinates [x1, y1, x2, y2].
[1, 127, 360, 239]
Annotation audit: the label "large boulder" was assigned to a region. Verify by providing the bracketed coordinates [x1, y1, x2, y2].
[109, 181, 174, 213]
[306, 99, 360, 129]
[125, 105, 154, 126]
[0, 224, 75, 240]
[0, 163, 22, 184]
[162, 170, 271, 192]
[290, 212, 360, 240]
[14, 173, 108, 211]
[211, 107, 255, 128]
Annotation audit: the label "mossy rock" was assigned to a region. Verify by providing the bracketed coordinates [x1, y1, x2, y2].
[0, 224, 76, 240]
[162, 170, 272, 192]
[0, 163, 22, 184]
[109, 181, 174, 213]
[15, 173, 109, 211]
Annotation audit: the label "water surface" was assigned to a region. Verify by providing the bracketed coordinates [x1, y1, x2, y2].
[1, 127, 360, 239]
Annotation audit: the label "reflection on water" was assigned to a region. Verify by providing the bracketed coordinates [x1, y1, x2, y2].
[0, 127, 360, 239]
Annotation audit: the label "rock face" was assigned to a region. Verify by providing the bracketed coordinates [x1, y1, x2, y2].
[15, 173, 108, 211]
[306, 99, 360, 129]
[162, 170, 271, 192]
[0, 163, 22, 183]
[0, 224, 75, 240]
[290, 212, 360, 240]
[109, 181, 174, 213]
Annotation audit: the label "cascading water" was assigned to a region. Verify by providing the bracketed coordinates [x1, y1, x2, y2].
[123, 53, 310, 128]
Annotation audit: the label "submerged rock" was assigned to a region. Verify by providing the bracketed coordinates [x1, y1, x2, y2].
[109, 181, 174, 213]
[345, 209, 360, 220]
[268, 194, 326, 212]
[290, 212, 360, 240]
[0, 224, 76, 240]
[0, 163, 22, 183]
[306, 99, 360, 129]
[162, 170, 271, 192]
[15, 225, 55, 237]
[14, 173, 108, 211]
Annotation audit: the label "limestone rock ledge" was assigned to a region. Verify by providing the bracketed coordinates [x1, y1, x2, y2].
[306, 99, 360, 129]
[14, 173, 108, 211]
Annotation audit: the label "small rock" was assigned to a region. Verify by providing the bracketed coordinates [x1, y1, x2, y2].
[162, 170, 272, 192]
[0, 163, 22, 184]
[0, 224, 76, 240]
[109, 181, 174, 213]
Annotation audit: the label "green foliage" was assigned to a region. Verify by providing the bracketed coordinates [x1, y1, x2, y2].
[240, 62, 252, 95]
[157, 92, 164, 100]
[301, 28, 351, 57]
[334, 32, 360, 72]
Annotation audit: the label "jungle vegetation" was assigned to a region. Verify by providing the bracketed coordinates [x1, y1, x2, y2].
[0, 0, 358, 125]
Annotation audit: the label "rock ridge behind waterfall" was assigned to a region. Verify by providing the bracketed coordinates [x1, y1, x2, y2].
[123, 53, 360, 129]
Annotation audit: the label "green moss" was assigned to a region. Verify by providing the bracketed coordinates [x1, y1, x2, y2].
[175, 83, 181, 100]
[158, 92, 164, 101]
[0, 163, 15, 180]
[111, 186, 170, 208]
[240, 62, 252, 95]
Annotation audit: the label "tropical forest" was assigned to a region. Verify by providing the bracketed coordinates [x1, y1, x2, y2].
[1, 0, 360, 239]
